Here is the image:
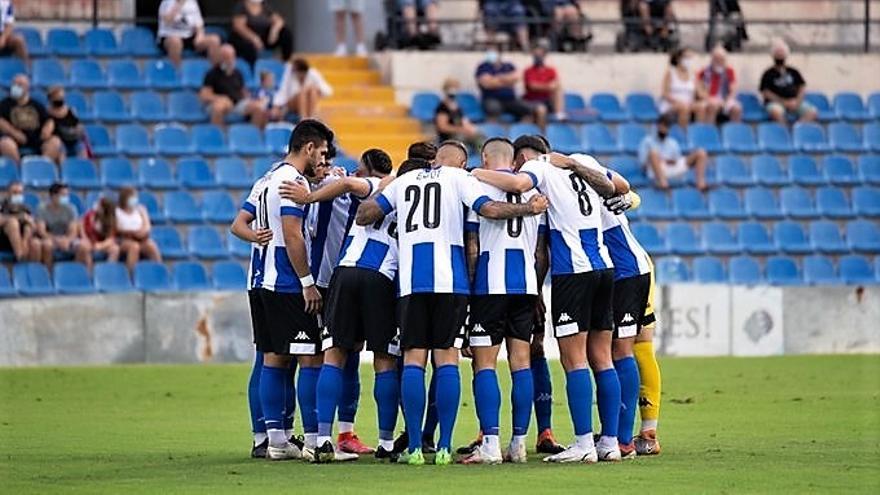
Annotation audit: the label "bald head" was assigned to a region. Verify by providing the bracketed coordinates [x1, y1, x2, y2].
[481, 138, 514, 171]
[435, 141, 467, 169]
[220, 44, 236, 66]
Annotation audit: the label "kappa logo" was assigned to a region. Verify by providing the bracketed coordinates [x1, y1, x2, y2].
[472, 324, 486, 334]
[621, 313, 635, 324]
[557, 313, 572, 324]
[295, 331, 309, 341]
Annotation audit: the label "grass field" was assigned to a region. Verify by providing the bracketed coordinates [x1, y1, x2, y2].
[2, 355, 879, 494]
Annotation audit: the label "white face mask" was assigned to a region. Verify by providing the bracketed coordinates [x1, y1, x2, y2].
[681, 57, 695, 72]
[10, 193, 24, 204]
[127, 196, 139, 208]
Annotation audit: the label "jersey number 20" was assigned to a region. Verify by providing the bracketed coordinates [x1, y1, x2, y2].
[404, 183, 441, 232]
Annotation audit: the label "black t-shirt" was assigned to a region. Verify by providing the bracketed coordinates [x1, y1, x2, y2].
[759, 66, 806, 101]
[234, 1, 275, 39]
[203, 66, 246, 103]
[434, 100, 464, 142]
[52, 108, 80, 146]
[0, 97, 50, 150]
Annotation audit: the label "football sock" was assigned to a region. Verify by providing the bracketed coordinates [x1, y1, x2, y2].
[474, 369, 501, 438]
[422, 369, 438, 441]
[511, 434, 526, 449]
[283, 360, 297, 433]
[565, 368, 593, 436]
[297, 366, 320, 440]
[253, 432, 267, 446]
[614, 356, 640, 445]
[634, 340, 661, 431]
[595, 367, 621, 440]
[510, 368, 534, 437]
[315, 364, 343, 446]
[248, 352, 265, 435]
[259, 365, 288, 447]
[574, 432, 595, 451]
[434, 364, 461, 451]
[338, 352, 360, 428]
[531, 357, 553, 432]
[374, 370, 399, 450]
[401, 365, 426, 453]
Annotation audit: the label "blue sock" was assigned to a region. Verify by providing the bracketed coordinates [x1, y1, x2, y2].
[532, 357, 553, 432]
[511, 368, 534, 437]
[283, 360, 297, 431]
[401, 365, 426, 453]
[434, 364, 461, 451]
[297, 366, 320, 435]
[315, 364, 343, 438]
[474, 369, 500, 436]
[595, 367, 621, 439]
[565, 368, 593, 436]
[259, 365, 288, 438]
[614, 357, 640, 445]
[248, 352, 265, 434]
[338, 352, 360, 425]
[422, 370, 438, 442]
[373, 370, 400, 442]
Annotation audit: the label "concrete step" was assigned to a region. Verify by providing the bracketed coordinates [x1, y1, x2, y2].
[339, 134, 429, 160]
[321, 69, 382, 86]
[304, 55, 371, 71]
[327, 117, 421, 134]
[329, 86, 396, 102]
[319, 101, 409, 118]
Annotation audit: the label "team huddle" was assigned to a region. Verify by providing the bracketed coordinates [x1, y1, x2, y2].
[231, 119, 664, 465]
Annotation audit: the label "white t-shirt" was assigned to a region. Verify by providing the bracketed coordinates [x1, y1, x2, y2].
[0, 0, 14, 28]
[158, 0, 204, 39]
[273, 67, 333, 108]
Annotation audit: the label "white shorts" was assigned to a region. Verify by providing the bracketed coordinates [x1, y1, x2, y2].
[329, 0, 365, 13]
[646, 157, 688, 179]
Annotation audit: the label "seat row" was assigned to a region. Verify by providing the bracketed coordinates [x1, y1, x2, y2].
[632, 220, 880, 256]
[1, 260, 247, 297]
[14, 27, 163, 58]
[655, 254, 879, 286]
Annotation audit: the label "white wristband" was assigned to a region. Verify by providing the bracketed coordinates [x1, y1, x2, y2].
[299, 274, 315, 287]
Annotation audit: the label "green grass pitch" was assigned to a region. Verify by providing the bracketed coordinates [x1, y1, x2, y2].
[2, 355, 879, 494]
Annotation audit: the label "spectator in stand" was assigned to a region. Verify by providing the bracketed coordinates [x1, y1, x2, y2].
[659, 47, 706, 129]
[271, 58, 333, 121]
[46, 85, 85, 158]
[0, 180, 43, 262]
[157, 0, 221, 68]
[400, 0, 440, 47]
[200, 44, 269, 128]
[639, 114, 708, 191]
[83, 197, 124, 269]
[330, 0, 368, 57]
[523, 39, 565, 121]
[255, 70, 276, 113]
[230, 0, 294, 68]
[638, 0, 675, 50]
[434, 78, 483, 148]
[37, 183, 92, 269]
[759, 39, 816, 125]
[0, 0, 28, 62]
[550, 0, 587, 45]
[476, 47, 547, 127]
[115, 187, 162, 267]
[697, 44, 742, 124]
[482, 0, 530, 50]
[0, 75, 64, 164]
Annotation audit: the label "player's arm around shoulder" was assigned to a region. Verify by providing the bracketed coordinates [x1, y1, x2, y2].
[471, 167, 535, 194]
[355, 179, 396, 226]
[476, 192, 550, 220]
[279, 175, 372, 204]
[546, 152, 622, 198]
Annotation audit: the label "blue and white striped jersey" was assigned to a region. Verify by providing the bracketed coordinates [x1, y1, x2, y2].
[520, 153, 613, 276]
[338, 210, 398, 281]
[376, 166, 490, 297]
[600, 205, 651, 281]
[466, 178, 544, 295]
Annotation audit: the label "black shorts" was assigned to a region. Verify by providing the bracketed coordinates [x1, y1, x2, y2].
[551, 269, 615, 338]
[398, 293, 468, 350]
[158, 35, 197, 52]
[482, 97, 534, 120]
[469, 294, 537, 347]
[250, 288, 321, 355]
[324, 267, 400, 356]
[612, 273, 652, 339]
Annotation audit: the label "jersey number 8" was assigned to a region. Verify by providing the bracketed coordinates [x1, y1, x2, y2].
[404, 183, 441, 233]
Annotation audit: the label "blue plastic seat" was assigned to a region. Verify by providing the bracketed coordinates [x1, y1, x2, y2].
[101, 158, 136, 188]
[780, 186, 816, 219]
[66, 91, 93, 122]
[68, 193, 86, 216]
[22, 158, 58, 188]
[624, 92, 658, 122]
[53, 262, 95, 294]
[803, 255, 838, 285]
[774, 221, 811, 254]
[265, 124, 293, 155]
[131, 91, 168, 122]
[181, 59, 212, 89]
[172, 262, 211, 290]
[563, 92, 594, 123]
[227, 230, 252, 259]
[853, 187, 880, 217]
[509, 123, 541, 139]
[654, 256, 689, 284]
[213, 261, 247, 290]
[869, 92, 880, 120]
[757, 123, 794, 154]
[229, 124, 270, 156]
[715, 155, 751, 186]
[177, 157, 216, 189]
[94, 90, 129, 123]
[859, 155, 880, 184]
[202, 191, 236, 223]
[666, 222, 702, 255]
[847, 220, 880, 252]
[13, 263, 55, 296]
[788, 154, 824, 185]
[138, 190, 164, 224]
[728, 256, 761, 285]
[583, 123, 618, 154]
[721, 122, 758, 153]
[590, 93, 629, 122]
[154, 125, 193, 156]
[839, 255, 875, 284]
[47, 28, 85, 57]
[151, 226, 187, 259]
[810, 221, 848, 254]
[738, 222, 776, 254]
[745, 187, 783, 219]
[61, 158, 100, 189]
[252, 157, 275, 179]
[22, 192, 39, 213]
[234, 58, 255, 90]
[137, 158, 176, 190]
[84, 28, 120, 56]
[736, 92, 768, 122]
[107, 59, 147, 90]
[121, 27, 160, 57]
[630, 223, 668, 255]
[546, 123, 581, 154]
[793, 123, 830, 152]
[668, 124, 689, 154]
[693, 256, 726, 283]
[803, 92, 835, 122]
[816, 186, 853, 219]
[0, 57, 26, 87]
[94, 262, 134, 293]
[708, 187, 745, 219]
[84, 125, 114, 156]
[766, 256, 801, 285]
[479, 123, 506, 139]
[167, 91, 207, 123]
[638, 189, 673, 220]
[188, 226, 227, 259]
[410, 92, 441, 122]
[702, 221, 739, 254]
[607, 155, 648, 188]
[164, 191, 202, 223]
[456, 92, 484, 122]
[115, 124, 153, 156]
[0, 158, 18, 188]
[16, 27, 47, 57]
[833, 92, 869, 121]
[145, 59, 179, 89]
[134, 261, 172, 291]
[752, 154, 787, 186]
[821, 155, 858, 186]
[32, 58, 66, 87]
[828, 122, 863, 153]
[70, 59, 107, 90]
[672, 187, 710, 219]
[618, 124, 646, 155]
[254, 59, 285, 85]
[863, 123, 880, 153]
[687, 123, 722, 154]
[215, 157, 252, 188]
[192, 124, 229, 156]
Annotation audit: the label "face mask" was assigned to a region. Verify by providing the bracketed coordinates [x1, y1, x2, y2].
[657, 130, 668, 140]
[445, 90, 457, 99]
[533, 56, 544, 67]
[681, 58, 695, 71]
[127, 196, 139, 208]
[9, 193, 23, 205]
[50, 99, 64, 108]
[485, 50, 499, 64]
[712, 63, 725, 74]
[58, 195, 70, 205]
[774, 57, 786, 66]
[10, 84, 24, 99]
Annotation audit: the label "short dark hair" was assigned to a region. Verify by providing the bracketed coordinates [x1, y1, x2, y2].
[288, 119, 333, 153]
[407, 141, 437, 161]
[362, 148, 393, 175]
[397, 158, 430, 177]
[48, 182, 68, 195]
[512, 135, 548, 156]
[669, 47, 687, 67]
[438, 140, 468, 160]
[657, 113, 674, 127]
[292, 58, 310, 73]
[326, 143, 337, 160]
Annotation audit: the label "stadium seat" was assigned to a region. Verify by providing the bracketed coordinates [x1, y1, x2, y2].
[227, 230, 252, 259]
[745, 187, 783, 219]
[22, 192, 39, 213]
[192, 124, 230, 156]
[618, 123, 647, 155]
[839, 255, 876, 284]
[85, 125, 114, 156]
[774, 221, 812, 254]
[0, 266, 14, 296]
[164, 191, 202, 223]
[252, 157, 275, 179]
[816, 186, 853, 219]
[702, 221, 739, 254]
[509, 123, 541, 139]
[708, 187, 746, 219]
[803, 255, 838, 285]
[33, 58, 66, 87]
[654, 256, 689, 284]
[84, 28, 120, 56]
[546, 123, 581, 154]
[68, 193, 85, 216]
[94, 262, 134, 293]
[22, 158, 58, 189]
[757, 123, 794, 154]
[607, 156, 648, 188]
[672, 187, 710, 219]
[728, 256, 761, 285]
[863, 123, 880, 153]
[853, 186, 880, 217]
[107, 59, 147, 90]
[13, 263, 55, 296]
[202, 191, 236, 223]
[16, 27, 47, 57]
[229, 124, 270, 156]
[145, 59, 179, 89]
[693, 256, 726, 283]
[736, 92, 768, 122]
[479, 123, 506, 139]
[793, 122, 830, 152]
[859, 155, 880, 184]
[53, 262, 95, 294]
[70, 59, 107, 90]
[213, 261, 247, 290]
[257, 59, 286, 86]
[172, 262, 211, 291]
[823, 155, 859, 186]
[134, 261, 172, 291]
[215, 157, 252, 189]
[168, 91, 208, 123]
[139, 190, 165, 224]
[638, 189, 673, 220]
[410, 92, 441, 122]
[151, 226, 187, 259]
[687, 123, 722, 154]
[666, 222, 702, 255]
[847, 220, 880, 252]
[101, 158, 137, 188]
[188, 226, 227, 259]
[624, 92, 658, 122]
[869, 92, 880, 120]
[66, 90, 94, 121]
[804, 92, 836, 122]
[121, 27, 160, 57]
[180, 59, 211, 91]
[668, 124, 689, 154]
[455, 92, 485, 122]
[154, 125, 194, 156]
[0, 57, 26, 86]
[590, 93, 629, 122]
[131, 91, 169, 122]
[810, 221, 848, 254]
[780, 186, 816, 218]
[828, 122, 864, 153]
[630, 223, 668, 255]
[61, 158, 100, 189]
[137, 158, 176, 190]
[265, 123, 293, 155]
[752, 154, 787, 186]
[235, 58, 256, 89]
[0, 158, 18, 188]
[47, 28, 85, 57]
[788, 154, 824, 185]
[177, 157, 216, 189]
[115, 124, 153, 156]
[721, 123, 758, 153]
[583, 124, 619, 154]
[94, 91, 129, 123]
[715, 155, 751, 186]
[833, 92, 869, 121]
[563, 92, 594, 123]
[766, 256, 801, 285]
[738, 222, 776, 255]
